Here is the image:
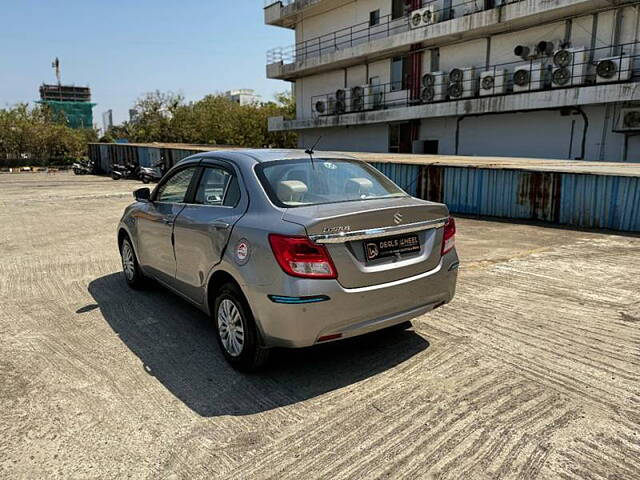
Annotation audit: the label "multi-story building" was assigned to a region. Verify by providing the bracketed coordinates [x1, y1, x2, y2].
[224, 89, 262, 105]
[38, 84, 95, 129]
[102, 109, 113, 133]
[264, 0, 640, 161]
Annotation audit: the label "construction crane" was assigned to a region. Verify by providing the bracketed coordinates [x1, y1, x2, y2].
[51, 57, 61, 85]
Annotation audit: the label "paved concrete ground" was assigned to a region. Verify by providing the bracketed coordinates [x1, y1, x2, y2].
[1, 172, 639, 479]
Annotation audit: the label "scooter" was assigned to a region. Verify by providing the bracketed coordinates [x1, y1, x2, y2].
[138, 162, 166, 184]
[72, 160, 94, 175]
[111, 163, 139, 180]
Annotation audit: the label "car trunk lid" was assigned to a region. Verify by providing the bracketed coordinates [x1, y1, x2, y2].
[282, 197, 449, 288]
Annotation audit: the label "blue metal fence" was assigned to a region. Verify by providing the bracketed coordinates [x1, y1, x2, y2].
[87, 143, 640, 232]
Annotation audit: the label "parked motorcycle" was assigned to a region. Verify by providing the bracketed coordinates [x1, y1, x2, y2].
[138, 162, 166, 184]
[111, 163, 139, 180]
[72, 160, 94, 175]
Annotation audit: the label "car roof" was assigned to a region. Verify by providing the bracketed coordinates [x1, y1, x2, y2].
[198, 149, 359, 164]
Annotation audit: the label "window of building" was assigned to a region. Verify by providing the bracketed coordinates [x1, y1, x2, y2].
[389, 123, 413, 153]
[369, 9, 380, 26]
[391, 0, 406, 20]
[390, 56, 408, 91]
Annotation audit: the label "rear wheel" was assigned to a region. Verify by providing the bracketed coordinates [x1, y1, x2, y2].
[214, 283, 269, 371]
[120, 237, 145, 289]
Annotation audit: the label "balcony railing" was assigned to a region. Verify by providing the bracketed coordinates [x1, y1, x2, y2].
[308, 42, 639, 118]
[266, 0, 522, 65]
[264, 0, 296, 6]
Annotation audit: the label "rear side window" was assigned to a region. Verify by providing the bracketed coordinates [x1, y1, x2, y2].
[256, 158, 407, 208]
[193, 167, 240, 207]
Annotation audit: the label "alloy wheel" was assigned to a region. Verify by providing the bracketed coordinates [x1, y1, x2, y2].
[217, 299, 245, 357]
[122, 242, 135, 281]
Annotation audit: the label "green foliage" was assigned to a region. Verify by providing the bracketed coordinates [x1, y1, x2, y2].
[0, 103, 98, 167]
[100, 90, 297, 148]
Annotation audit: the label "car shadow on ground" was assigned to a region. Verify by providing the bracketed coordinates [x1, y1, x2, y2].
[87, 273, 430, 417]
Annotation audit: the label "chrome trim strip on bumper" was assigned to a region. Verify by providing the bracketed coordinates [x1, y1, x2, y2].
[309, 218, 447, 244]
[340, 261, 443, 293]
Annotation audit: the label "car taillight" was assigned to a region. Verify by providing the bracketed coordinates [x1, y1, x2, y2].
[268, 234, 337, 279]
[441, 217, 456, 255]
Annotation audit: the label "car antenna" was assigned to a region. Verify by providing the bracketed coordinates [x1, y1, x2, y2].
[304, 136, 322, 169]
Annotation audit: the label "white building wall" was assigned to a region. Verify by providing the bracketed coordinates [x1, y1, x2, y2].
[439, 38, 488, 70]
[295, 0, 391, 44]
[298, 124, 389, 152]
[296, 69, 345, 118]
[416, 104, 633, 161]
[284, 1, 640, 161]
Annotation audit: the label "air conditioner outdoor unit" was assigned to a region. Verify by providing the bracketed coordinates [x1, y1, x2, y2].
[420, 72, 446, 103]
[512, 62, 547, 92]
[312, 95, 336, 116]
[479, 69, 508, 96]
[335, 88, 352, 114]
[350, 86, 365, 111]
[447, 67, 478, 99]
[618, 108, 640, 131]
[596, 56, 634, 83]
[409, 6, 437, 29]
[551, 47, 588, 88]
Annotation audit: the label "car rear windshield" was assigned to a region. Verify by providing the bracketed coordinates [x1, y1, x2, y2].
[256, 158, 408, 208]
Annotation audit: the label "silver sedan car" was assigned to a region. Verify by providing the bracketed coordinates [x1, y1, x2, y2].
[118, 149, 458, 370]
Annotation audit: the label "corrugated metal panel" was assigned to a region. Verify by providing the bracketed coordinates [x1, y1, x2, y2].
[85, 143, 639, 232]
[560, 174, 640, 231]
[438, 167, 639, 231]
[370, 162, 420, 197]
[137, 147, 151, 167]
[149, 148, 161, 167]
[99, 144, 109, 173]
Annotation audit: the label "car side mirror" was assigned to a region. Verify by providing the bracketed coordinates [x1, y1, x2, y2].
[134, 187, 150, 202]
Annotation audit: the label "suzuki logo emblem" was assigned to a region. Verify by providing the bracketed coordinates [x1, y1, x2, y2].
[393, 212, 403, 224]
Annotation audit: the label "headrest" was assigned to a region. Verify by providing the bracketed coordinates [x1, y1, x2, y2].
[345, 177, 374, 195]
[277, 180, 308, 203]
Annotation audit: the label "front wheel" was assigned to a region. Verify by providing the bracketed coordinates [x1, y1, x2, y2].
[111, 172, 120, 180]
[214, 283, 269, 371]
[120, 237, 145, 288]
[142, 175, 150, 184]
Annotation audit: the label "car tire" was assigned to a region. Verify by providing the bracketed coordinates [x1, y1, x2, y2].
[142, 176, 150, 184]
[214, 283, 269, 372]
[111, 172, 120, 180]
[120, 237, 146, 289]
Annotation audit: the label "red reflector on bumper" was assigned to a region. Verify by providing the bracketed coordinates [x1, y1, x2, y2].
[317, 333, 342, 342]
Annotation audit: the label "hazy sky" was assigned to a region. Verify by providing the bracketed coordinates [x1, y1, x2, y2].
[1, 0, 293, 125]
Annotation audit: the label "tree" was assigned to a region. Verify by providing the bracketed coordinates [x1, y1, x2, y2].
[102, 90, 297, 148]
[0, 103, 96, 167]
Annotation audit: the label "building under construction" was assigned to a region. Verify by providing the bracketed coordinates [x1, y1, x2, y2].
[36, 59, 95, 129]
[38, 83, 95, 129]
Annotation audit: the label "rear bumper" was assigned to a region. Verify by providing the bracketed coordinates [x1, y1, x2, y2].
[247, 251, 459, 348]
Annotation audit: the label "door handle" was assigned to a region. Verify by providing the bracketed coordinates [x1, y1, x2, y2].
[211, 221, 230, 230]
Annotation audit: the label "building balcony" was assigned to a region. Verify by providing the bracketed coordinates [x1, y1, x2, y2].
[264, 0, 350, 28]
[266, 0, 620, 80]
[268, 45, 640, 131]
